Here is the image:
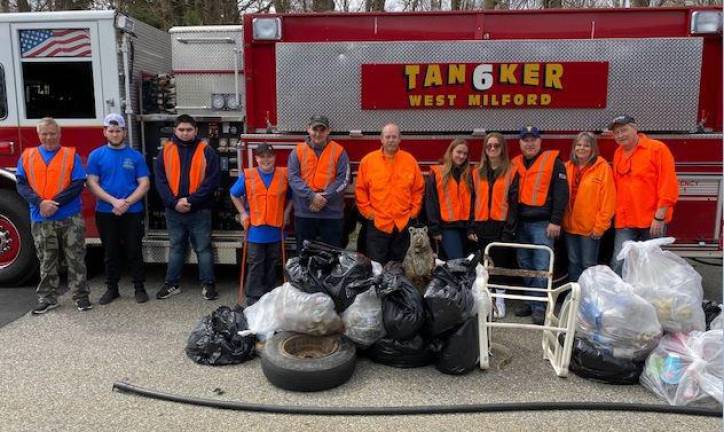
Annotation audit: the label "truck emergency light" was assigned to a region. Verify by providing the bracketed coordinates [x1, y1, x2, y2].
[691, 11, 722, 34]
[252, 17, 282, 41]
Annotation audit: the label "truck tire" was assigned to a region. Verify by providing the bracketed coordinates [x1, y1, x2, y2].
[261, 332, 356, 392]
[0, 191, 37, 286]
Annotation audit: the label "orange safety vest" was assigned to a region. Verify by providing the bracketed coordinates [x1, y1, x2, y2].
[296, 141, 343, 192]
[472, 167, 515, 222]
[21, 146, 75, 200]
[244, 167, 288, 228]
[430, 165, 471, 223]
[562, 157, 616, 236]
[163, 140, 208, 197]
[513, 150, 559, 207]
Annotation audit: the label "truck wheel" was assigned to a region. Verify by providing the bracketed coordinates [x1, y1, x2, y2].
[261, 332, 356, 392]
[0, 191, 37, 286]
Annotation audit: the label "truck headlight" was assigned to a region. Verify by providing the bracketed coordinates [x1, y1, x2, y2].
[691, 11, 722, 34]
[252, 17, 282, 41]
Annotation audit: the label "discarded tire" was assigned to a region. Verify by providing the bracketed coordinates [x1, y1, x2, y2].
[261, 331, 356, 392]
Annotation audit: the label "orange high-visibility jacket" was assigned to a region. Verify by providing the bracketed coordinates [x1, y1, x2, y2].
[296, 140, 344, 192]
[355, 149, 424, 234]
[244, 167, 288, 228]
[612, 134, 678, 229]
[429, 165, 472, 223]
[562, 156, 616, 236]
[163, 140, 208, 197]
[512, 150, 559, 207]
[21, 146, 75, 200]
[471, 167, 516, 222]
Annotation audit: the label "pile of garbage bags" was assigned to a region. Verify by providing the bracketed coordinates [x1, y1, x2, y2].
[185, 305, 256, 365]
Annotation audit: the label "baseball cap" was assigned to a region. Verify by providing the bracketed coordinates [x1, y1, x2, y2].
[519, 125, 541, 139]
[103, 113, 126, 128]
[608, 115, 636, 130]
[308, 115, 330, 129]
[255, 143, 275, 155]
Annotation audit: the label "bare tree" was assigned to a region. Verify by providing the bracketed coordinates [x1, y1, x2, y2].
[365, 0, 385, 11]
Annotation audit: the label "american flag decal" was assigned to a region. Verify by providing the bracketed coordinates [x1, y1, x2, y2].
[20, 29, 91, 58]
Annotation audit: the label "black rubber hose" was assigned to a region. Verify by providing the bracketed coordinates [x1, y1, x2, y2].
[691, 258, 723, 267]
[112, 381, 722, 418]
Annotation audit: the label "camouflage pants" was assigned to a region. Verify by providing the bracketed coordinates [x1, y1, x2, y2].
[31, 214, 89, 304]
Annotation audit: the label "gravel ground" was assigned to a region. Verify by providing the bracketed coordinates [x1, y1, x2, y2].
[0, 263, 720, 432]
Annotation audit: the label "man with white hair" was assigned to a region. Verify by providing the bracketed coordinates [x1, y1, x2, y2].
[16, 117, 90, 314]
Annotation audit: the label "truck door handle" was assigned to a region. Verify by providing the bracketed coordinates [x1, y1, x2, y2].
[0, 141, 15, 155]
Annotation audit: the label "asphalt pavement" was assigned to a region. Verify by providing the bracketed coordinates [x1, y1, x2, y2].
[0, 260, 721, 432]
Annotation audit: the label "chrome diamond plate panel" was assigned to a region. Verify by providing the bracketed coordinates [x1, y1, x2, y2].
[171, 27, 243, 71]
[275, 38, 702, 133]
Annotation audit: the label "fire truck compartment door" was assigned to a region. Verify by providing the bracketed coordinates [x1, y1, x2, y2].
[0, 21, 19, 157]
[274, 38, 703, 133]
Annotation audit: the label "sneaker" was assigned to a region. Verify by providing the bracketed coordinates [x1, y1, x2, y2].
[156, 284, 180, 300]
[202, 284, 218, 301]
[76, 298, 93, 312]
[532, 310, 545, 325]
[32, 301, 59, 315]
[98, 289, 119, 305]
[495, 297, 506, 319]
[515, 303, 532, 317]
[135, 289, 149, 304]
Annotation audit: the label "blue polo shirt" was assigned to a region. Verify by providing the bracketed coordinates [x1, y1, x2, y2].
[230, 167, 290, 244]
[86, 144, 149, 213]
[16, 147, 86, 222]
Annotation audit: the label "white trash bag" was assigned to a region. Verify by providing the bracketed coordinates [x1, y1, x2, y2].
[243, 283, 343, 340]
[640, 330, 723, 407]
[342, 288, 386, 346]
[617, 237, 705, 333]
[577, 265, 662, 359]
[710, 313, 724, 331]
[472, 263, 491, 318]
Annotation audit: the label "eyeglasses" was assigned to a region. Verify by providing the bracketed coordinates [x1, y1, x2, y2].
[312, 126, 328, 132]
[485, 143, 501, 149]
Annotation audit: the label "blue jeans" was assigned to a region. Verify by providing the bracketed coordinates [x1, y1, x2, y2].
[165, 208, 214, 286]
[611, 227, 657, 276]
[564, 233, 600, 282]
[440, 228, 467, 260]
[516, 221, 554, 313]
[294, 216, 344, 252]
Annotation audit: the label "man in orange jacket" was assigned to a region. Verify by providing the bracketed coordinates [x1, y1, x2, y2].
[609, 115, 679, 275]
[355, 123, 424, 264]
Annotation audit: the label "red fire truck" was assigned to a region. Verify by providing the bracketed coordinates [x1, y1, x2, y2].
[0, 7, 721, 285]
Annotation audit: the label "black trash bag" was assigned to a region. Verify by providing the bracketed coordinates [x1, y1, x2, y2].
[365, 334, 434, 368]
[424, 256, 478, 337]
[289, 241, 373, 312]
[284, 256, 322, 293]
[185, 305, 256, 365]
[378, 272, 426, 340]
[569, 337, 645, 385]
[703, 300, 722, 330]
[432, 316, 480, 375]
[322, 250, 372, 312]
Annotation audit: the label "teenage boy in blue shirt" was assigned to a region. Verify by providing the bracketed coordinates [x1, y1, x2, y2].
[230, 143, 292, 306]
[87, 114, 150, 304]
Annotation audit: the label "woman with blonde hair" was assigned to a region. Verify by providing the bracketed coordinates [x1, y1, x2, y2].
[425, 138, 473, 259]
[562, 132, 615, 282]
[468, 132, 519, 318]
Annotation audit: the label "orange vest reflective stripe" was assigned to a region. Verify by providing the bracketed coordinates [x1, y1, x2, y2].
[244, 167, 288, 228]
[472, 168, 515, 222]
[162, 140, 208, 197]
[513, 150, 559, 207]
[296, 141, 343, 192]
[430, 165, 471, 223]
[21, 146, 75, 200]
